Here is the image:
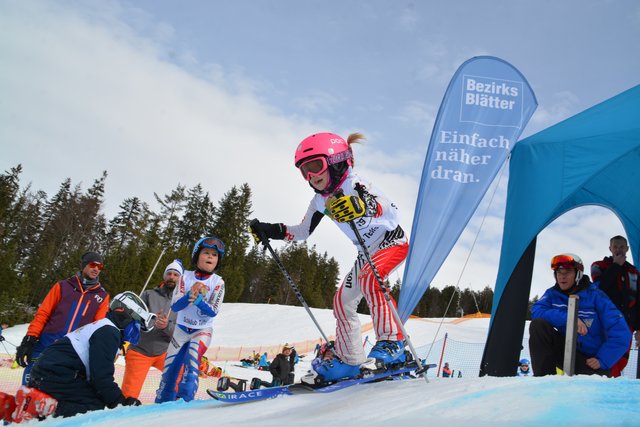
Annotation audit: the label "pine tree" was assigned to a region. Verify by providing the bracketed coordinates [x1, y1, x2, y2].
[211, 184, 252, 302]
[177, 184, 215, 248]
[239, 246, 272, 303]
[24, 178, 75, 304]
[0, 166, 40, 323]
[0, 165, 22, 230]
[316, 252, 340, 308]
[154, 185, 186, 250]
[477, 286, 494, 314]
[19, 174, 108, 307]
[103, 197, 155, 294]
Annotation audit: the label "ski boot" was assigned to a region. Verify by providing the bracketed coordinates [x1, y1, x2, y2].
[249, 377, 281, 390]
[367, 340, 407, 369]
[302, 355, 376, 386]
[217, 377, 247, 392]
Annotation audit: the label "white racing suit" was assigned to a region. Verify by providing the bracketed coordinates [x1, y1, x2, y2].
[155, 270, 224, 402]
[285, 169, 408, 365]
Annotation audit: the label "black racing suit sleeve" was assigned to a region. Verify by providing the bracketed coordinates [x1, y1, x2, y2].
[308, 211, 324, 235]
[88, 325, 125, 408]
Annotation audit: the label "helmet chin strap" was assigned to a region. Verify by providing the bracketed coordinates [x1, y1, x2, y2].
[195, 267, 214, 277]
[315, 164, 349, 195]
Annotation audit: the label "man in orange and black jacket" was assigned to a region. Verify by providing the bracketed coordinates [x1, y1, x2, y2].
[15, 251, 110, 385]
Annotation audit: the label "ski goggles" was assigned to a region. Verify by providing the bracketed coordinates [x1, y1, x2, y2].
[298, 157, 329, 181]
[87, 262, 104, 271]
[550, 254, 579, 271]
[201, 237, 225, 255]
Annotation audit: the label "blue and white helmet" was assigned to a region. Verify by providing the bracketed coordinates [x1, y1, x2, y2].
[191, 236, 226, 266]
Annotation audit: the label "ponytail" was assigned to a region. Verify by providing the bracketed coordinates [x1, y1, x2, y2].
[346, 133, 365, 167]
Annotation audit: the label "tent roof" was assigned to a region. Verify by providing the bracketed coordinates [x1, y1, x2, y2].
[494, 85, 640, 301]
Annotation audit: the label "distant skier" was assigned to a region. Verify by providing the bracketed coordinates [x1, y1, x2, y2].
[517, 358, 531, 376]
[258, 352, 269, 371]
[251, 132, 408, 383]
[155, 237, 225, 403]
[442, 362, 452, 378]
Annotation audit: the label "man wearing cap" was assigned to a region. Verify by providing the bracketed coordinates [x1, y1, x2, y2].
[529, 253, 631, 377]
[15, 251, 110, 385]
[269, 344, 296, 385]
[121, 259, 183, 399]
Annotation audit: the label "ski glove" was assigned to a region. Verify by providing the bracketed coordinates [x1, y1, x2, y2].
[122, 397, 141, 407]
[249, 219, 286, 243]
[16, 335, 39, 368]
[328, 195, 366, 223]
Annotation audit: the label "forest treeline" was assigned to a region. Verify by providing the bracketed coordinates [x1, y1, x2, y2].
[0, 165, 530, 325]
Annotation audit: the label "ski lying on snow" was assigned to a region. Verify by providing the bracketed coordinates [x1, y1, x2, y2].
[206, 364, 434, 404]
[206, 385, 291, 403]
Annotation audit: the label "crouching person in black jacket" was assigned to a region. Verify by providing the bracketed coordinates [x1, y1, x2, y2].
[269, 343, 296, 386]
[26, 291, 156, 418]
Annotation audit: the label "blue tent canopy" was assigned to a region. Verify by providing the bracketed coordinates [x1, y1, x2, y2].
[481, 85, 640, 376]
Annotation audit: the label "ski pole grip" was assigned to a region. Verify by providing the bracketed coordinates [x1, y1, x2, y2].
[249, 218, 269, 245]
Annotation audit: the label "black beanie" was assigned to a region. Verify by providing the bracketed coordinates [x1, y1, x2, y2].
[81, 251, 103, 270]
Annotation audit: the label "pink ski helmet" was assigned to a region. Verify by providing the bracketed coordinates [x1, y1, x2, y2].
[294, 133, 353, 168]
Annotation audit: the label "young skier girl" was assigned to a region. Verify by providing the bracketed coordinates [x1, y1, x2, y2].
[155, 237, 225, 402]
[251, 132, 408, 382]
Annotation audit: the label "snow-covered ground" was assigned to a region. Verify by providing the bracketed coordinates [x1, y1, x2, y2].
[2, 303, 639, 426]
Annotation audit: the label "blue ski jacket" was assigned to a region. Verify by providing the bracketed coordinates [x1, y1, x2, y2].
[532, 280, 631, 369]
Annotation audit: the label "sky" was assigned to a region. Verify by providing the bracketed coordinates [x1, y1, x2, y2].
[1, 1, 639, 300]
[2, 303, 639, 426]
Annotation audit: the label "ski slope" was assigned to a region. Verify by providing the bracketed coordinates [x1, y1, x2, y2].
[2, 303, 639, 426]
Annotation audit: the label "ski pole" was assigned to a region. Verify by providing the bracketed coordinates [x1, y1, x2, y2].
[1, 339, 13, 358]
[140, 200, 179, 295]
[249, 219, 332, 346]
[140, 247, 167, 295]
[334, 192, 429, 382]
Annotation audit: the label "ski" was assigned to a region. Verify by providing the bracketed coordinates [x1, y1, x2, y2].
[206, 385, 291, 403]
[206, 363, 434, 404]
[288, 364, 426, 394]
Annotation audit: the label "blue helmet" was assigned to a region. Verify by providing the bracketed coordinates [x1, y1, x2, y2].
[192, 236, 226, 266]
[519, 358, 530, 366]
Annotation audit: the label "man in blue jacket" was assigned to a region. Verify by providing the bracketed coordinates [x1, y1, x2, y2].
[530, 253, 631, 377]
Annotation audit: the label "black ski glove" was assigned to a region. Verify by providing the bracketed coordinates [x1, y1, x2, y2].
[122, 396, 141, 407]
[249, 219, 286, 243]
[16, 335, 39, 368]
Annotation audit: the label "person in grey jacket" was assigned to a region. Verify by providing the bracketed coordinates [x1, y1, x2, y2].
[121, 260, 183, 399]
